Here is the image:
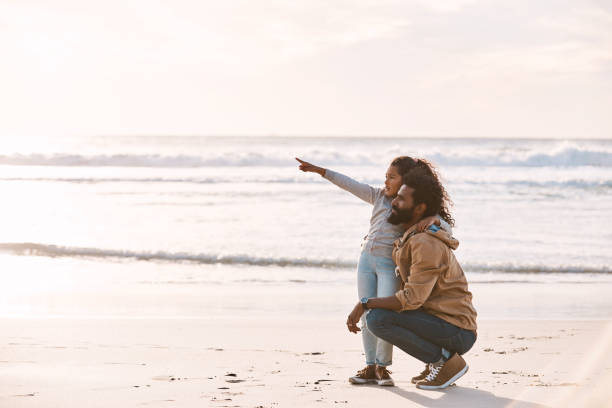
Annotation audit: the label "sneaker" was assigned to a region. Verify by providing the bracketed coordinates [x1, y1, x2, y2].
[411, 364, 430, 384]
[349, 365, 376, 384]
[416, 353, 469, 390]
[375, 366, 394, 386]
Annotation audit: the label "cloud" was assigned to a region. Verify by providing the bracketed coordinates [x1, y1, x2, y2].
[414, 0, 480, 13]
[0, 1, 416, 75]
[0, 0, 610, 138]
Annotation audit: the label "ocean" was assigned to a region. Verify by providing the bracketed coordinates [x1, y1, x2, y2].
[1, 136, 611, 319]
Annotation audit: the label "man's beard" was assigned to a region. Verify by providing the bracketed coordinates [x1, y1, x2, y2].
[388, 205, 416, 225]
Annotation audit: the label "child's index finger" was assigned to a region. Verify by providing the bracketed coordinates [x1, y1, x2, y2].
[295, 157, 306, 164]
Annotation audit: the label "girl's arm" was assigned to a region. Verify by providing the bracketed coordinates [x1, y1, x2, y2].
[414, 215, 453, 236]
[437, 216, 452, 235]
[296, 157, 379, 205]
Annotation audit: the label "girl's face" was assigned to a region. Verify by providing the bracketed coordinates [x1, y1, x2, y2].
[384, 165, 403, 197]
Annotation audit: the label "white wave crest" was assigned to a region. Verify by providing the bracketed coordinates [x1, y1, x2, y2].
[428, 144, 612, 167]
[1, 243, 610, 274]
[1, 176, 609, 190]
[0, 153, 293, 167]
[0, 243, 353, 268]
[1, 144, 611, 168]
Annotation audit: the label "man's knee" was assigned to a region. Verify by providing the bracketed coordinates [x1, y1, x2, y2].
[365, 308, 393, 334]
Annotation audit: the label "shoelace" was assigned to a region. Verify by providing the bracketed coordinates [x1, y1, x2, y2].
[424, 363, 442, 382]
[356, 367, 372, 377]
[377, 368, 392, 378]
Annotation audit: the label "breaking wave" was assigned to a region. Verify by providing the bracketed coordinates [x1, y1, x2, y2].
[1, 144, 611, 168]
[1, 242, 610, 274]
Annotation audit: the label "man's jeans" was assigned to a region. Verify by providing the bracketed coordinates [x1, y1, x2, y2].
[357, 251, 401, 367]
[366, 308, 476, 364]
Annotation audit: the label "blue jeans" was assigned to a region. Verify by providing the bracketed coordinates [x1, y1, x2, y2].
[357, 251, 401, 366]
[366, 308, 476, 364]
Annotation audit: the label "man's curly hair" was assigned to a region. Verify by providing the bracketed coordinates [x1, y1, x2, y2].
[391, 156, 454, 227]
[401, 167, 455, 227]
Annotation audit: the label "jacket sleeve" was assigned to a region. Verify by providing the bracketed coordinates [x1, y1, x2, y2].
[323, 169, 381, 205]
[394, 237, 444, 311]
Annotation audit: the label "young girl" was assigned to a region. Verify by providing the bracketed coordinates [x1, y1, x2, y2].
[296, 156, 453, 386]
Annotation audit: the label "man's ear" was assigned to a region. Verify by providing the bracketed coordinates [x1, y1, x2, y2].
[415, 203, 427, 218]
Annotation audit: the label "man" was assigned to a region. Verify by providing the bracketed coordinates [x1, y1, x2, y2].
[346, 169, 477, 390]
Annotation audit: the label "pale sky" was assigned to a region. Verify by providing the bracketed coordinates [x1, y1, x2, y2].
[1, 0, 611, 138]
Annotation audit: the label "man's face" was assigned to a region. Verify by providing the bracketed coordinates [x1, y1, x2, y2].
[388, 185, 418, 225]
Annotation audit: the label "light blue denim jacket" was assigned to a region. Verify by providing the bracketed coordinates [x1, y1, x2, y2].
[323, 169, 452, 258]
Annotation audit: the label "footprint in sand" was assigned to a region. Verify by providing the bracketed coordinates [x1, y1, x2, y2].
[152, 375, 187, 381]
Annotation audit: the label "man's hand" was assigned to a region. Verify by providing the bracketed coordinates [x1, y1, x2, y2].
[346, 297, 402, 333]
[295, 157, 326, 177]
[346, 302, 365, 333]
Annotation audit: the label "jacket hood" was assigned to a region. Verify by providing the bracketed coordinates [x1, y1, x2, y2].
[402, 224, 459, 250]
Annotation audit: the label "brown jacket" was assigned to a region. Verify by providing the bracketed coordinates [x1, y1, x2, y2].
[392, 225, 477, 332]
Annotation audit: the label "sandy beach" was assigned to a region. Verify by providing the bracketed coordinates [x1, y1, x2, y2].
[2, 317, 611, 408]
[2, 255, 612, 407]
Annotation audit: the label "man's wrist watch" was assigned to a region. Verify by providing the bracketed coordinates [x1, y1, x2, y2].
[360, 297, 370, 310]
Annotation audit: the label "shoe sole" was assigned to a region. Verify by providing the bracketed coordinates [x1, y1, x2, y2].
[376, 379, 394, 386]
[416, 365, 469, 390]
[349, 378, 376, 385]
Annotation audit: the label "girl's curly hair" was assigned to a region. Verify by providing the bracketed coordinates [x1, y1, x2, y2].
[390, 156, 455, 227]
